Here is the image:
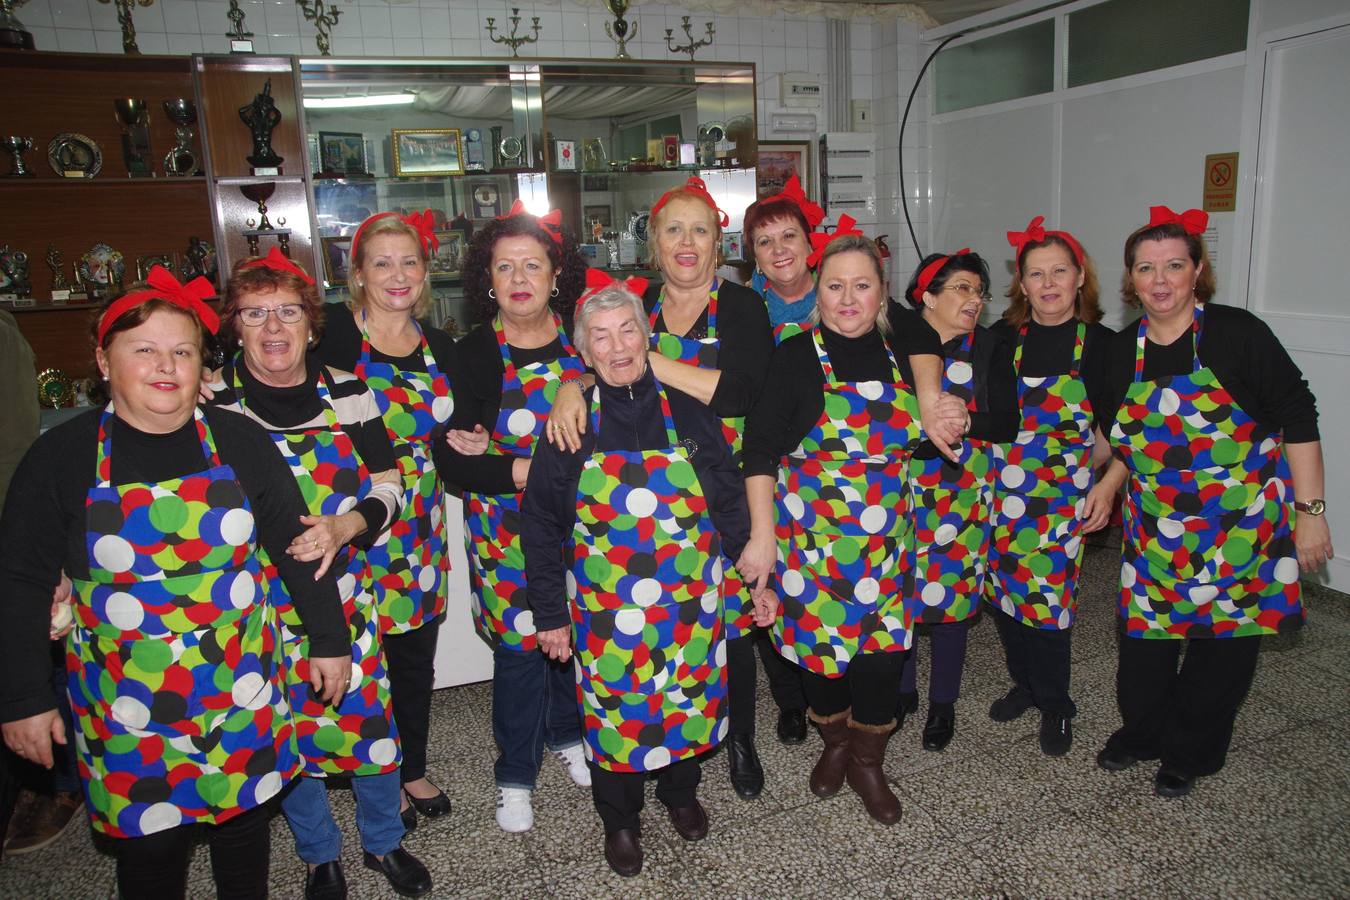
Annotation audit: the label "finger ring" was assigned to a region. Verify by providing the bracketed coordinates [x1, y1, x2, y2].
[313, 539, 320, 549]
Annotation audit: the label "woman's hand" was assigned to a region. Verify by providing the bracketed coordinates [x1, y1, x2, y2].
[49, 571, 74, 639]
[1296, 512, 1334, 573]
[445, 424, 490, 456]
[750, 587, 778, 628]
[546, 379, 590, 452]
[735, 534, 778, 593]
[537, 626, 572, 663]
[198, 366, 221, 403]
[288, 512, 363, 579]
[309, 655, 351, 704]
[1080, 480, 1117, 533]
[1, 710, 65, 769]
[920, 392, 968, 464]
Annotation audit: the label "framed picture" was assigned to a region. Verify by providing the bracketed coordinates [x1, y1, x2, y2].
[554, 139, 576, 171]
[583, 204, 612, 229]
[756, 140, 815, 201]
[322, 236, 353, 284]
[135, 252, 176, 281]
[318, 131, 367, 175]
[392, 128, 464, 177]
[721, 231, 744, 262]
[429, 231, 464, 277]
[470, 180, 504, 218]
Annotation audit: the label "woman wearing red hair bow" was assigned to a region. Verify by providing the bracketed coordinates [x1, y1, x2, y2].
[431, 204, 592, 834]
[743, 174, 825, 344]
[0, 270, 349, 898]
[983, 217, 1116, 758]
[1095, 206, 1331, 798]
[314, 210, 464, 829]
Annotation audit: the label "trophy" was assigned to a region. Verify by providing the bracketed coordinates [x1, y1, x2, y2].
[0, 0, 34, 51]
[114, 99, 153, 177]
[162, 98, 199, 176]
[603, 0, 637, 60]
[240, 182, 291, 256]
[239, 79, 284, 176]
[490, 125, 503, 170]
[46, 244, 71, 302]
[2, 135, 34, 177]
[0, 245, 31, 302]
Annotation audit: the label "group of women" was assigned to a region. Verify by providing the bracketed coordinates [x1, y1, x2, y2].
[0, 171, 1334, 892]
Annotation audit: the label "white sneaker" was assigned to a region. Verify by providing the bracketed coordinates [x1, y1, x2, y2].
[554, 744, 592, 787]
[495, 787, 534, 833]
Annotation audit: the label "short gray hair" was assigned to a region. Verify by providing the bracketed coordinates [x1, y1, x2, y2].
[572, 284, 651, 358]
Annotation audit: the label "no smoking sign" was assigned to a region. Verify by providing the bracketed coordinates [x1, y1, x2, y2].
[1203, 152, 1239, 212]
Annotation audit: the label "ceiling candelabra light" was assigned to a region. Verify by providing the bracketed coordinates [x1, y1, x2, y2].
[96, 0, 154, 55]
[485, 7, 541, 58]
[295, 0, 343, 57]
[665, 15, 714, 62]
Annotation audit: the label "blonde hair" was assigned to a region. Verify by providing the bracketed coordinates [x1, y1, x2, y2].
[348, 215, 434, 318]
[647, 191, 725, 271]
[808, 235, 891, 335]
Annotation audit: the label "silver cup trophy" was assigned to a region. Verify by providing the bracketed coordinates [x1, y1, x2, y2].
[114, 98, 153, 177]
[162, 98, 199, 176]
[2, 135, 34, 177]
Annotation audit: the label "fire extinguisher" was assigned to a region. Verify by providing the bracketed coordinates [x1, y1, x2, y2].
[875, 235, 893, 300]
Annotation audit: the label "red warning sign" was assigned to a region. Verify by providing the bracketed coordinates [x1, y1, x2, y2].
[1203, 152, 1239, 212]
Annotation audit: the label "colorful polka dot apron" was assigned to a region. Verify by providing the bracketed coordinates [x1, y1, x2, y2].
[986, 322, 1094, 630]
[466, 316, 585, 653]
[649, 284, 752, 640]
[906, 329, 995, 624]
[66, 406, 298, 838]
[773, 328, 923, 676]
[1109, 304, 1302, 639]
[232, 363, 399, 777]
[569, 384, 728, 773]
[355, 314, 454, 634]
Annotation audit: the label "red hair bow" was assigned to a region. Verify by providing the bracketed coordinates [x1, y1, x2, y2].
[805, 214, 864, 269]
[497, 199, 565, 246]
[240, 246, 315, 286]
[351, 209, 440, 262]
[761, 174, 825, 229]
[910, 248, 970, 306]
[577, 267, 649, 312]
[650, 176, 730, 228]
[1006, 215, 1085, 269]
[1148, 205, 1208, 236]
[97, 265, 219, 344]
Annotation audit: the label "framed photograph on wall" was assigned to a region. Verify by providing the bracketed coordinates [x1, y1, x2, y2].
[756, 140, 815, 201]
[318, 131, 367, 175]
[429, 231, 464, 277]
[392, 128, 464, 177]
[321, 236, 353, 284]
[583, 204, 613, 229]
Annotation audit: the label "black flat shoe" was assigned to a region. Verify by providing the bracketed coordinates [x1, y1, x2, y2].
[1154, 766, 1194, 798]
[726, 733, 765, 800]
[305, 860, 347, 900]
[776, 708, 808, 745]
[989, 686, 1036, 723]
[1096, 746, 1139, 772]
[403, 786, 451, 818]
[1039, 713, 1073, 757]
[604, 828, 643, 877]
[921, 705, 955, 752]
[896, 691, 919, 730]
[400, 803, 417, 833]
[363, 847, 432, 898]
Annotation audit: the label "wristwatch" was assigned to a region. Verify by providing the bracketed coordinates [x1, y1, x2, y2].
[1294, 498, 1326, 516]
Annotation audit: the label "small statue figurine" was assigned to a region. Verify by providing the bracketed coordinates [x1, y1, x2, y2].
[0, 245, 32, 298]
[239, 78, 284, 170]
[46, 244, 69, 290]
[182, 236, 217, 280]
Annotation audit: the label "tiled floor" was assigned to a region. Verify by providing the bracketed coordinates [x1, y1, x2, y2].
[2, 532, 1347, 898]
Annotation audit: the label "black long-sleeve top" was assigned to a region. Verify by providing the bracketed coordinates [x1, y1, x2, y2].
[521, 367, 751, 633]
[644, 280, 774, 419]
[989, 318, 1116, 432]
[0, 406, 348, 723]
[316, 303, 458, 376]
[741, 314, 1004, 478]
[211, 353, 402, 547]
[434, 319, 574, 496]
[899, 326, 1019, 459]
[1099, 303, 1319, 444]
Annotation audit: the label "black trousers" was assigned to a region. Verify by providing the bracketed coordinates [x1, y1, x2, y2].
[800, 651, 907, 726]
[1105, 633, 1261, 776]
[725, 630, 807, 735]
[589, 757, 701, 834]
[899, 620, 970, 706]
[992, 605, 1076, 717]
[383, 615, 442, 783]
[115, 801, 273, 899]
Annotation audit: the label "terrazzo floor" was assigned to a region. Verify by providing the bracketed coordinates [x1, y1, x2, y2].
[1, 531, 1347, 898]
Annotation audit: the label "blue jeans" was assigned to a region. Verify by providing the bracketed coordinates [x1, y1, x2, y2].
[280, 771, 404, 864]
[492, 644, 582, 790]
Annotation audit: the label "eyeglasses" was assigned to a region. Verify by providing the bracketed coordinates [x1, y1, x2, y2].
[236, 304, 306, 326]
[940, 282, 991, 301]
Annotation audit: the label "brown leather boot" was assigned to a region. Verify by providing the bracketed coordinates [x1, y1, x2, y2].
[807, 708, 851, 798]
[845, 718, 902, 825]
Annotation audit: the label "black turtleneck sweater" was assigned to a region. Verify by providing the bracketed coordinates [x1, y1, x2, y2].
[521, 366, 751, 633]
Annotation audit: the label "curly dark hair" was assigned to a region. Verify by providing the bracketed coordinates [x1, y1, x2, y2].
[461, 215, 588, 325]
